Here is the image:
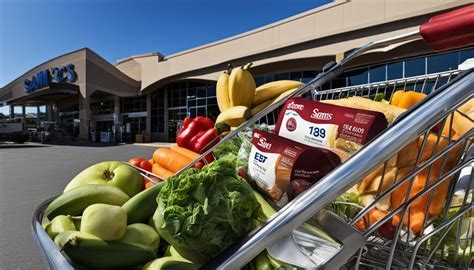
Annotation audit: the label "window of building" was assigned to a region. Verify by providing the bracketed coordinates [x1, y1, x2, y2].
[427, 51, 459, 73]
[404, 57, 426, 77]
[0, 106, 9, 121]
[459, 48, 474, 63]
[346, 68, 369, 86]
[151, 81, 217, 137]
[90, 99, 114, 115]
[387, 61, 403, 80]
[57, 104, 79, 136]
[150, 89, 165, 133]
[369, 64, 386, 83]
[121, 95, 147, 113]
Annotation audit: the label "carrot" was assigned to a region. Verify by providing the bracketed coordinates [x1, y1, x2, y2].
[354, 217, 367, 232]
[368, 209, 388, 225]
[428, 177, 451, 216]
[170, 144, 200, 159]
[392, 208, 426, 235]
[149, 158, 155, 165]
[153, 148, 192, 173]
[152, 163, 174, 180]
[391, 168, 426, 209]
[170, 144, 204, 168]
[145, 181, 154, 189]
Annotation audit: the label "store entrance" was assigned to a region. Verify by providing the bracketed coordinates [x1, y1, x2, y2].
[94, 120, 114, 143]
[122, 116, 146, 143]
[167, 107, 186, 142]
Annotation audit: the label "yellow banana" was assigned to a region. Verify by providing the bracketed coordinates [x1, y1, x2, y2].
[251, 99, 272, 116]
[216, 106, 251, 127]
[251, 87, 298, 116]
[253, 80, 303, 106]
[216, 68, 231, 112]
[228, 63, 256, 107]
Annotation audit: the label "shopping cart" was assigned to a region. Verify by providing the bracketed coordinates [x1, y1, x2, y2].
[32, 4, 473, 270]
[197, 5, 474, 269]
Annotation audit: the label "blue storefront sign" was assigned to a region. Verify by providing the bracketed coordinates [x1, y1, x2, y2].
[24, 64, 76, 93]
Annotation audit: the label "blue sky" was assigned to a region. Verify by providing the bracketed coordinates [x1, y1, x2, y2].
[0, 0, 332, 87]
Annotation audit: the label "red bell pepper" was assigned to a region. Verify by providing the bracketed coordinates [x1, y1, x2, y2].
[188, 130, 206, 151]
[194, 116, 214, 130]
[176, 117, 192, 138]
[176, 120, 205, 148]
[183, 117, 193, 129]
[194, 128, 220, 154]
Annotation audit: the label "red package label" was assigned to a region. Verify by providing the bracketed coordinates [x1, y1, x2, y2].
[275, 97, 388, 148]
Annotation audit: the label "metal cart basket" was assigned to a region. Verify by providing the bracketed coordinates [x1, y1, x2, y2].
[32, 4, 473, 270]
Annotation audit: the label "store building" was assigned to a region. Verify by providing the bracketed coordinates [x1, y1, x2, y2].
[1, 0, 472, 143]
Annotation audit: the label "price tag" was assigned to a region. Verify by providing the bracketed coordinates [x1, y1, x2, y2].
[277, 111, 338, 148]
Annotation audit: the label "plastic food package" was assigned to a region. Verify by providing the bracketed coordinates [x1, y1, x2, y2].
[247, 130, 348, 206]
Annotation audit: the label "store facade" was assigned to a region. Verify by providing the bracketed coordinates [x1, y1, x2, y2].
[1, 0, 472, 143]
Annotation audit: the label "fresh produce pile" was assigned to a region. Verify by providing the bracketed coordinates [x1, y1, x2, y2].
[38, 65, 472, 268]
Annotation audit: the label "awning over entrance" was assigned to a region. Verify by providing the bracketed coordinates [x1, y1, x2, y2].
[5, 83, 80, 105]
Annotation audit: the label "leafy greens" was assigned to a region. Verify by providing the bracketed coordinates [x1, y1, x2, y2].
[153, 154, 261, 264]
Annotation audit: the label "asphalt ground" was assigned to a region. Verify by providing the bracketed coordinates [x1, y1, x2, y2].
[0, 143, 157, 269]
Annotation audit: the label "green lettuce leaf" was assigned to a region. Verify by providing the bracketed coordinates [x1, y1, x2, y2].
[153, 154, 260, 264]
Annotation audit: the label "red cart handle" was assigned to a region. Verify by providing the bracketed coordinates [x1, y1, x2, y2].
[420, 4, 474, 51]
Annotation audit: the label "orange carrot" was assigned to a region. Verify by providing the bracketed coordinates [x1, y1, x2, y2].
[149, 158, 155, 165]
[145, 181, 154, 189]
[368, 209, 388, 226]
[153, 148, 192, 173]
[152, 163, 174, 180]
[392, 208, 426, 235]
[354, 217, 367, 232]
[391, 170, 426, 209]
[170, 144, 200, 159]
[170, 144, 204, 168]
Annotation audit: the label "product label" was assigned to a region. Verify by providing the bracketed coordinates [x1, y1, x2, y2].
[275, 98, 388, 148]
[278, 110, 338, 147]
[248, 129, 343, 204]
[248, 145, 280, 190]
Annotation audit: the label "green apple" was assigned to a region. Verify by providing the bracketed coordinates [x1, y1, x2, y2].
[119, 223, 160, 251]
[81, 203, 127, 241]
[64, 161, 142, 197]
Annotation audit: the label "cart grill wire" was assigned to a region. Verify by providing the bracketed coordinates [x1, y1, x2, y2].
[254, 69, 472, 269]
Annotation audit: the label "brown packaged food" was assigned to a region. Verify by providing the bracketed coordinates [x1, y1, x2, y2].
[248, 130, 346, 205]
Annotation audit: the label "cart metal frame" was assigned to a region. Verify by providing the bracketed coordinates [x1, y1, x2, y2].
[32, 5, 473, 269]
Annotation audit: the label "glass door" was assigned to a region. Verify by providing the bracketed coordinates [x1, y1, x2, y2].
[167, 107, 187, 142]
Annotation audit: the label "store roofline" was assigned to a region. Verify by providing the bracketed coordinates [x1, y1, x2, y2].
[116, 52, 165, 65]
[163, 0, 346, 61]
[115, 0, 345, 66]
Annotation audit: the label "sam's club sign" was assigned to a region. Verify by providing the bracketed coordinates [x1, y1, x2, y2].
[24, 64, 76, 93]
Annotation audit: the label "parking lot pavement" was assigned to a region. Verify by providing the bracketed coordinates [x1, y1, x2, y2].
[0, 143, 157, 269]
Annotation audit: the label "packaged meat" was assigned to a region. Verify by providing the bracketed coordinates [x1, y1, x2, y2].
[275, 97, 388, 153]
[248, 130, 347, 205]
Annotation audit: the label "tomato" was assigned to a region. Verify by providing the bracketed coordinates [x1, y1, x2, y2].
[129, 158, 153, 190]
[128, 158, 152, 172]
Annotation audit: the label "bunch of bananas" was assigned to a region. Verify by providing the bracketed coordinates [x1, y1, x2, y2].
[216, 62, 304, 127]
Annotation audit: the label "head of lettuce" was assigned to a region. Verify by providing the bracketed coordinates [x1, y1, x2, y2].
[152, 154, 262, 264]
